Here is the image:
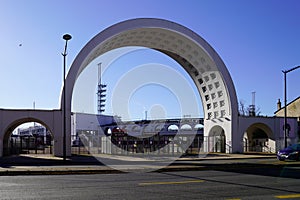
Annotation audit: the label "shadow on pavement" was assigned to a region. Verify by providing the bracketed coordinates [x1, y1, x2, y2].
[166, 161, 300, 179]
[1, 154, 299, 179]
[0, 154, 104, 168]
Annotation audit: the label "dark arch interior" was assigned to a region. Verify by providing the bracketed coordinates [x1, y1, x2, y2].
[252, 128, 268, 139]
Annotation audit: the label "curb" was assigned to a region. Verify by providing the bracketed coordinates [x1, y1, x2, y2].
[0, 169, 122, 176]
[2, 161, 299, 176]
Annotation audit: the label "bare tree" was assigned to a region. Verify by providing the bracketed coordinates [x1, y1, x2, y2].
[239, 100, 247, 116]
[239, 99, 261, 116]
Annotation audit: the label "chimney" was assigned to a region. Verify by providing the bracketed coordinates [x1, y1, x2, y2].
[277, 99, 281, 110]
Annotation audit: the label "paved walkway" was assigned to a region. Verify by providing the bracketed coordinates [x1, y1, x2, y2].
[0, 153, 278, 175]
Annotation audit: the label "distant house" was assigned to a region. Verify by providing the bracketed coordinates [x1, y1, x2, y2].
[275, 97, 300, 120]
[274, 97, 300, 140]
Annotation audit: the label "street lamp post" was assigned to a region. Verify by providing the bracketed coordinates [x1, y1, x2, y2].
[62, 34, 72, 161]
[282, 65, 300, 148]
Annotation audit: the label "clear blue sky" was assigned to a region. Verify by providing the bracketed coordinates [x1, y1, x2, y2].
[1, 0, 300, 120]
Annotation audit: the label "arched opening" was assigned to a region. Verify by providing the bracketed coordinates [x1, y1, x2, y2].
[181, 124, 192, 131]
[194, 124, 204, 135]
[207, 125, 226, 153]
[65, 18, 238, 157]
[155, 124, 164, 132]
[243, 123, 275, 153]
[3, 120, 54, 156]
[131, 125, 141, 133]
[71, 46, 203, 155]
[194, 123, 204, 130]
[168, 124, 179, 132]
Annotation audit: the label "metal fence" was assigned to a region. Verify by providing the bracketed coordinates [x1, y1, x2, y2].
[71, 134, 205, 156]
[4, 135, 53, 156]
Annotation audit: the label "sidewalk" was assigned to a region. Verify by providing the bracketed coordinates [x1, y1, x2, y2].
[0, 153, 277, 176]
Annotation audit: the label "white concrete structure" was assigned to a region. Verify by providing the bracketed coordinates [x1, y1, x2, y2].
[0, 18, 298, 157]
[65, 18, 239, 153]
[239, 116, 298, 153]
[0, 109, 62, 156]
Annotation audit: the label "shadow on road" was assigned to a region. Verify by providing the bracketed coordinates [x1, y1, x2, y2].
[1, 154, 300, 180]
[167, 161, 300, 179]
[0, 154, 103, 168]
[160, 170, 300, 196]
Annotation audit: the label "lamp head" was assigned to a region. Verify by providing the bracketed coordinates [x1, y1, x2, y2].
[63, 34, 72, 41]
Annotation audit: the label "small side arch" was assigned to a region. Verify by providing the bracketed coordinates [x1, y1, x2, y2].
[208, 125, 226, 153]
[3, 117, 54, 156]
[243, 123, 275, 153]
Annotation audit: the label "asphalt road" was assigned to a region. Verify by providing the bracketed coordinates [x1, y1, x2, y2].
[0, 163, 299, 200]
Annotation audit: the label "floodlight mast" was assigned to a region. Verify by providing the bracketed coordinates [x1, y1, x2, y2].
[97, 63, 106, 114]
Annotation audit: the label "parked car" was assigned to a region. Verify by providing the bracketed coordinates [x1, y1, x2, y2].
[277, 143, 300, 161]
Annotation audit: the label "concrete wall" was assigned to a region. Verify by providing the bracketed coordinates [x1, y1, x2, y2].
[0, 109, 64, 157]
[238, 116, 298, 151]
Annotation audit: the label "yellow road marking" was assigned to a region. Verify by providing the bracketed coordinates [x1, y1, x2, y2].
[275, 194, 300, 199]
[139, 180, 204, 186]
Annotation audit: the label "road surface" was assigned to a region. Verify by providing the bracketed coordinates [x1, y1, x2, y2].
[0, 159, 299, 200]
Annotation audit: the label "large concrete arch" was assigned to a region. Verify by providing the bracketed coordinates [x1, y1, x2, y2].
[63, 18, 239, 154]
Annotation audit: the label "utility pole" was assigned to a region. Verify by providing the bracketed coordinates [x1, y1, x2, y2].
[282, 65, 300, 148]
[62, 34, 72, 161]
